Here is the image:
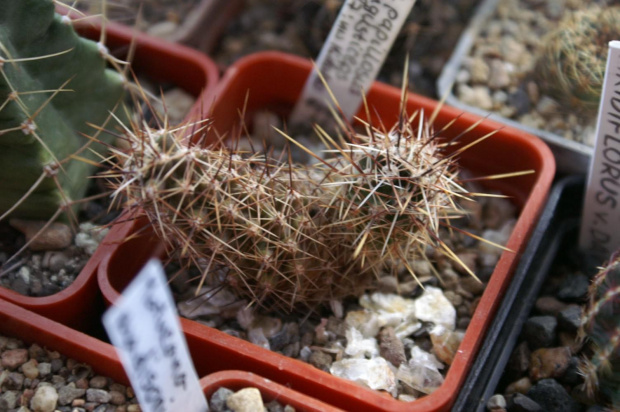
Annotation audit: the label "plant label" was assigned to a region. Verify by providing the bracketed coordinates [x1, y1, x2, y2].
[289, 0, 417, 126]
[580, 40, 620, 260]
[102, 259, 209, 412]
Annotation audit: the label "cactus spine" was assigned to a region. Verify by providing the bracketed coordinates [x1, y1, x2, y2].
[535, 6, 620, 115]
[109, 99, 472, 312]
[0, 0, 126, 221]
[579, 252, 620, 410]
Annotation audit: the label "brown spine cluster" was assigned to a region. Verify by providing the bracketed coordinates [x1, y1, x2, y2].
[109, 100, 472, 313]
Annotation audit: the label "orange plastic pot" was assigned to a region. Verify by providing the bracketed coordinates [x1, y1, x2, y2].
[0, 298, 339, 411]
[98, 52, 555, 411]
[0, 10, 218, 331]
[0, 297, 129, 385]
[200, 371, 344, 412]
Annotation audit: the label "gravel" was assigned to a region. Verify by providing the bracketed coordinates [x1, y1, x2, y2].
[0, 222, 109, 297]
[0, 334, 140, 412]
[452, 0, 617, 146]
[486, 234, 607, 411]
[170, 183, 517, 401]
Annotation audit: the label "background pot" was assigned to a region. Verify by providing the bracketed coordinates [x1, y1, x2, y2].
[0, 298, 339, 411]
[0, 10, 219, 332]
[452, 175, 587, 411]
[0, 296, 129, 385]
[452, 175, 613, 411]
[75, 0, 243, 54]
[436, 0, 592, 174]
[201, 370, 343, 412]
[98, 51, 555, 412]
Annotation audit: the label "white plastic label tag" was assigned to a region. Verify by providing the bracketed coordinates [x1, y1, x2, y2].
[580, 41, 620, 259]
[289, 0, 416, 126]
[102, 259, 209, 412]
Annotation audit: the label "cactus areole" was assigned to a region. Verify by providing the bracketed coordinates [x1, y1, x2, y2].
[0, 0, 125, 220]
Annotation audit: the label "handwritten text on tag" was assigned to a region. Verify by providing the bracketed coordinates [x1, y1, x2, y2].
[102, 259, 209, 412]
[290, 0, 417, 126]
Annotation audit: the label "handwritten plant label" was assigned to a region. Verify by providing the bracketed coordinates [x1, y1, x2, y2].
[289, 0, 417, 126]
[102, 259, 209, 412]
[580, 41, 620, 259]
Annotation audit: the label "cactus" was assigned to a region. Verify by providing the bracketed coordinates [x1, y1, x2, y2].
[108, 91, 476, 312]
[535, 6, 620, 115]
[109, 119, 371, 312]
[0, 0, 126, 221]
[579, 251, 620, 409]
[316, 111, 468, 280]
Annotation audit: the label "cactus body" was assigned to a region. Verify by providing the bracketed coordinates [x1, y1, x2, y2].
[580, 252, 620, 409]
[535, 6, 620, 115]
[319, 115, 462, 277]
[0, 0, 125, 220]
[111, 102, 469, 312]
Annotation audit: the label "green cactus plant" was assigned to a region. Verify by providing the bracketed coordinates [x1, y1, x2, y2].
[0, 0, 126, 222]
[579, 251, 620, 410]
[535, 6, 620, 115]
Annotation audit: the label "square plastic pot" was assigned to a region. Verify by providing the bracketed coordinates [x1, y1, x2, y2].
[98, 51, 555, 411]
[0, 296, 129, 386]
[0, 9, 219, 331]
[451, 175, 601, 411]
[200, 371, 344, 412]
[0, 297, 339, 411]
[436, 0, 591, 174]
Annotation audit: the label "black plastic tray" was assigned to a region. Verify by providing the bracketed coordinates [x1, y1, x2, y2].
[452, 175, 588, 411]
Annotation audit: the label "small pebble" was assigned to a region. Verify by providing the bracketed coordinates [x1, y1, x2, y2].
[2, 348, 29, 370]
[21, 358, 39, 379]
[9, 219, 73, 251]
[527, 379, 580, 412]
[487, 393, 506, 410]
[557, 305, 582, 333]
[308, 350, 332, 372]
[508, 392, 542, 412]
[210, 387, 234, 412]
[508, 342, 530, 375]
[505, 377, 533, 395]
[86, 388, 111, 404]
[523, 316, 557, 349]
[534, 296, 567, 316]
[226, 387, 264, 412]
[58, 383, 86, 406]
[30, 385, 58, 412]
[458, 84, 494, 110]
[529, 347, 571, 381]
[89, 375, 108, 389]
[108, 390, 126, 405]
[378, 327, 406, 367]
[556, 273, 589, 301]
[0, 390, 19, 409]
[488, 59, 511, 89]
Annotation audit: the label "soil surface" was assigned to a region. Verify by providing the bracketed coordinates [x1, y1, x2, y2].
[451, 0, 618, 146]
[0, 334, 140, 412]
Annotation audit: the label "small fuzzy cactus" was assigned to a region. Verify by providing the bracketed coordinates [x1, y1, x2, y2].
[535, 6, 620, 115]
[579, 251, 620, 409]
[0, 0, 126, 221]
[109, 99, 474, 312]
